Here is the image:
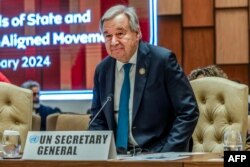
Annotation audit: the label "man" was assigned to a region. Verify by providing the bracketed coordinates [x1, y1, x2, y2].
[188, 65, 228, 81]
[88, 5, 199, 153]
[21, 80, 61, 131]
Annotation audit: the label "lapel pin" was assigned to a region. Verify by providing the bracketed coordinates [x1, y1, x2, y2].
[139, 68, 146, 75]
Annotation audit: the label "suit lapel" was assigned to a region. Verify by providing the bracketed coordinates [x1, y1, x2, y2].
[103, 58, 116, 130]
[132, 42, 151, 122]
[102, 43, 151, 128]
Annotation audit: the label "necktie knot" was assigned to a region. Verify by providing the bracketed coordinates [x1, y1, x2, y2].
[123, 63, 132, 74]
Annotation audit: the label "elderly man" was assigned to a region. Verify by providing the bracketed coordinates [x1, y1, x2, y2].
[88, 5, 199, 154]
[21, 80, 61, 130]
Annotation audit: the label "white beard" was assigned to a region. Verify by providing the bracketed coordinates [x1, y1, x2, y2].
[33, 103, 40, 109]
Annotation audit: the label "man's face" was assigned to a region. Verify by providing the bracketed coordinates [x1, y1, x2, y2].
[103, 13, 140, 63]
[31, 86, 40, 109]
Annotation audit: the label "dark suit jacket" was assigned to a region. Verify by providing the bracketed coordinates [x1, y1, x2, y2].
[89, 41, 199, 152]
[35, 104, 61, 131]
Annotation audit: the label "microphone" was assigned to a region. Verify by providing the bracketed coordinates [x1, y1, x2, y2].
[88, 94, 113, 129]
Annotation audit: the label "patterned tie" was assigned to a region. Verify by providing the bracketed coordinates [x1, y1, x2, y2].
[116, 63, 132, 152]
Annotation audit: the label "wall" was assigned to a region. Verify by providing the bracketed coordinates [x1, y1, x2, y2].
[42, 0, 250, 113]
[158, 0, 250, 88]
[41, 99, 92, 114]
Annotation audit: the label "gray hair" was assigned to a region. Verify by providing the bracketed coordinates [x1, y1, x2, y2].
[21, 80, 40, 90]
[100, 5, 141, 36]
[188, 65, 228, 81]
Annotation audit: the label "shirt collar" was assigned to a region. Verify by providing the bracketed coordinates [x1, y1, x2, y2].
[116, 49, 138, 72]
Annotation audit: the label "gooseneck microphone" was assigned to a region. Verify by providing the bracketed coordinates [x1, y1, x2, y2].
[88, 94, 113, 129]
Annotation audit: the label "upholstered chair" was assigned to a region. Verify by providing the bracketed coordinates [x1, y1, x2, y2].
[46, 113, 90, 131]
[248, 115, 250, 136]
[246, 115, 250, 150]
[190, 77, 248, 152]
[32, 114, 41, 131]
[0, 82, 33, 152]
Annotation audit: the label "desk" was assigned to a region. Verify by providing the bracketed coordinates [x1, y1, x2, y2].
[182, 153, 223, 167]
[0, 153, 223, 167]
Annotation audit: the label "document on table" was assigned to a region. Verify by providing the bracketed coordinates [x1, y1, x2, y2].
[117, 152, 205, 161]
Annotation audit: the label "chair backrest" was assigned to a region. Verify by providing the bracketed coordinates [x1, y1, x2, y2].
[0, 82, 33, 152]
[247, 115, 250, 135]
[246, 115, 250, 151]
[190, 77, 248, 152]
[46, 113, 90, 131]
[32, 114, 41, 131]
[247, 115, 250, 140]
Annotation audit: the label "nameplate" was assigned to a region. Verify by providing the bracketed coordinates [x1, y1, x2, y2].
[22, 131, 117, 160]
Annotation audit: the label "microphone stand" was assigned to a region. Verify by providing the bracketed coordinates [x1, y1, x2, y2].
[88, 95, 112, 129]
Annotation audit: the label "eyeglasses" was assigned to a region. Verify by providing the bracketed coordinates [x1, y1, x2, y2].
[128, 147, 143, 156]
[117, 146, 150, 156]
[33, 92, 40, 96]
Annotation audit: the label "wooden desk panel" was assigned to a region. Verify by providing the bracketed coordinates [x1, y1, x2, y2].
[182, 153, 223, 167]
[0, 160, 182, 167]
[0, 153, 223, 167]
[184, 162, 222, 167]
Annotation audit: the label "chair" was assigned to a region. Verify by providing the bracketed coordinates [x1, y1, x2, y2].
[190, 77, 248, 152]
[0, 82, 33, 152]
[32, 114, 41, 131]
[46, 113, 90, 131]
[246, 115, 250, 149]
[248, 115, 250, 135]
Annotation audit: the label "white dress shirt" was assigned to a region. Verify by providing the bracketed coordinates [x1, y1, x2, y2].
[114, 50, 138, 147]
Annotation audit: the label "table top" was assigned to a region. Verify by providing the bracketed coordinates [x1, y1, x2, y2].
[0, 152, 223, 167]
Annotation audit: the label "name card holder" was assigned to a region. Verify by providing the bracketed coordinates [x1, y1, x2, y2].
[22, 131, 116, 160]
